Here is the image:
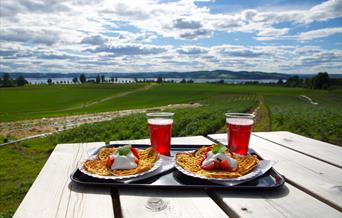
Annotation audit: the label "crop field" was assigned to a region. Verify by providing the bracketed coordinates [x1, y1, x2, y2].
[0, 83, 341, 217]
[0, 83, 147, 121]
[266, 90, 342, 145]
[0, 83, 320, 122]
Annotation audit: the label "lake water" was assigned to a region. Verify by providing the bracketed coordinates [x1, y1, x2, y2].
[26, 77, 280, 84]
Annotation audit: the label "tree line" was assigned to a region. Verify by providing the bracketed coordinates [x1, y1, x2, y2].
[279, 72, 341, 89]
[1, 72, 341, 89]
[65, 74, 118, 84]
[0, 73, 28, 87]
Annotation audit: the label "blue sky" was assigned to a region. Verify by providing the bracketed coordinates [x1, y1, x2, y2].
[0, 0, 341, 74]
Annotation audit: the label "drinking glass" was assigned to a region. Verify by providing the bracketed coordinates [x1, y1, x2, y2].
[225, 113, 255, 155]
[147, 112, 174, 156]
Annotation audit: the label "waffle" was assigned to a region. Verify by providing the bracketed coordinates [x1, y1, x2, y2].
[176, 145, 259, 179]
[83, 147, 159, 177]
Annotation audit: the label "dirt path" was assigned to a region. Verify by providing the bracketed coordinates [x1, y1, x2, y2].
[252, 97, 272, 131]
[0, 102, 201, 142]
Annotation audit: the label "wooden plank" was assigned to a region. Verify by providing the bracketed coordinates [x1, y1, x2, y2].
[208, 133, 342, 210]
[114, 137, 227, 217]
[14, 142, 114, 218]
[119, 188, 228, 218]
[212, 184, 341, 217]
[110, 135, 213, 145]
[254, 131, 342, 168]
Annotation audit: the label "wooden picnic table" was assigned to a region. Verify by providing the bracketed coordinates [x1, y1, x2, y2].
[13, 132, 342, 217]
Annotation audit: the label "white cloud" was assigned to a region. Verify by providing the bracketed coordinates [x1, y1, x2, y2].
[0, 28, 61, 45]
[0, 0, 341, 73]
[257, 28, 289, 37]
[86, 43, 171, 57]
[298, 27, 342, 40]
[1, 0, 341, 42]
[176, 46, 208, 55]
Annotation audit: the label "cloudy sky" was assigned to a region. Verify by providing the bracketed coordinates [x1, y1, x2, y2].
[0, 0, 341, 74]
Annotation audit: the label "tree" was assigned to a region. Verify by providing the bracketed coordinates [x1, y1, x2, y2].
[101, 75, 105, 83]
[285, 76, 303, 87]
[157, 76, 163, 83]
[47, 78, 52, 85]
[277, 79, 284, 85]
[80, 74, 86, 83]
[180, 78, 186, 83]
[110, 77, 114, 83]
[16, 75, 28, 86]
[72, 77, 78, 83]
[312, 72, 329, 89]
[2, 73, 13, 87]
[96, 74, 101, 84]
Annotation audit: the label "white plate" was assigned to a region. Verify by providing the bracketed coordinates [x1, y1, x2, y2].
[79, 155, 162, 180]
[174, 150, 263, 182]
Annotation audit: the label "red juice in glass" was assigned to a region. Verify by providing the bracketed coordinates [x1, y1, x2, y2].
[225, 113, 255, 155]
[147, 113, 174, 156]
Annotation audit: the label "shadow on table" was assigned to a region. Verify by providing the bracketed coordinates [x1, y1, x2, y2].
[208, 184, 290, 199]
[68, 181, 111, 194]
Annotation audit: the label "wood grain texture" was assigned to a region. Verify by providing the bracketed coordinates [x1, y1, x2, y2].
[113, 137, 227, 217]
[213, 184, 341, 218]
[13, 142, 114, 218]
[119, 188, 228, 218]
[208, 133, 342, 210]
[254, 131, 342, 167]
[110, 135, 214, 145]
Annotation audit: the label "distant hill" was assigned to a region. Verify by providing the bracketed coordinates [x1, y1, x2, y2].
[1, 70, 341, 80]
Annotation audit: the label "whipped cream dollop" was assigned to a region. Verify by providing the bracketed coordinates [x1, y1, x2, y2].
[202, 151, 238, 170]
[111, 151, 137, 170]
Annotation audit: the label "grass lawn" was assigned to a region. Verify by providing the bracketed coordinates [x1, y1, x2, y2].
[0, 83, 146, 121]
[0, 83, 319, 122]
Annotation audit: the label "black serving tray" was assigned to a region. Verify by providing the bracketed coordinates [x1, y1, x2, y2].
[71, 144, 285, 190]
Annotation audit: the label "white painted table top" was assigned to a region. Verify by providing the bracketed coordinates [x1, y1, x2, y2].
[14, 132, 342, 217]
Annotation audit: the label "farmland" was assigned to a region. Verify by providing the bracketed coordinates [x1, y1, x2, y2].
[0, 83, 320, 122]
[0, 83, 147, 121]
[0, 83, 341, 217]
[1, 83, 341, 144]
[266, 90, 342, 145]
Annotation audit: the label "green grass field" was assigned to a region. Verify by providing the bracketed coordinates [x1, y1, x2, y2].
[0, 83, 323, 122]
[0, 83, 341, 217]
[266, 90, 342, 145]
[0, 84, 146, 121]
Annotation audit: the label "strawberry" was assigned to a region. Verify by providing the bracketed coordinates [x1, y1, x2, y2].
[201, 162, 216, 170]
[220, 159, 237, 171]
[201, 161, 219, 170]
[106, 155, 114, 168]
[220, 159, 229, 170]
[130, 147, 140, 159]
[204, 147, 212, 154]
